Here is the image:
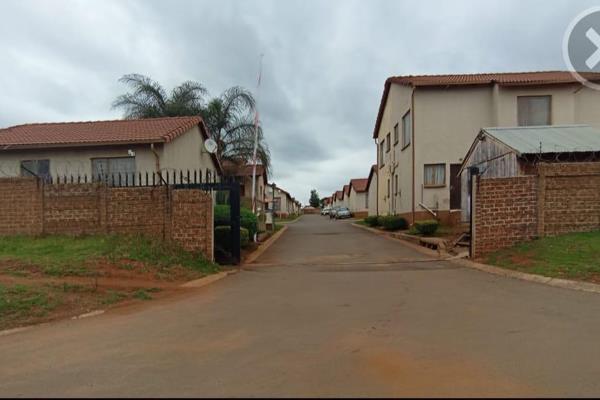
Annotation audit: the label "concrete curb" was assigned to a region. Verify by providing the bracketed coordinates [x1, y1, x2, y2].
[275, 216, 303, 225]
[351, 223, 441, 259]
[451, 258, 600, 294]
[352, 222, 600, 295]
[243, 225, 289, 265]
[180, 269, 238, 288]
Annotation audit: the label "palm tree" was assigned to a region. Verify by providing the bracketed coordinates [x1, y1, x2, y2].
[112, 74, 270, 174]
[112, 74, 207, 118]
[202, 87, 270, 175]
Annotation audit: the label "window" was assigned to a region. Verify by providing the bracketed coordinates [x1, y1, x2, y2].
[387, 179, 390, 198]
[402, 111, 412, 148]
[394, 174, 398, 195]
[393, 123, 399, 145]
[20, 159, 50, 181]
[424, 164, 446, 187]
[518, 96, 551, 126]
[379, 140, 385, 166]
[386, 133, 391, 152]
[92, 157, 135, 185]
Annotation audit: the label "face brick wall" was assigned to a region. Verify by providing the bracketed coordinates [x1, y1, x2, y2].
[0, 178, 213, 260]
[473, 162, 600, 258]
[0, 178, 42, 235]
[473, 176, 538, 258]
[541, 163, 600, 236]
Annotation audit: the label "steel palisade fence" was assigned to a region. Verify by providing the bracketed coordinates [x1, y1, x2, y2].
[40, 168, 222, 187]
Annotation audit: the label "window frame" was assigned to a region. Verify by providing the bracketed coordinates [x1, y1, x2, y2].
[91, 156, 136, 185]
[423, 163, 446, 188]
[20, 159, 51, 181]
[517, 95, 552, 127]
[379, 140, 385, 166]
[385, 133, 391, 153]
[402, 110, 411, 150]
[393, 123, 399, 145]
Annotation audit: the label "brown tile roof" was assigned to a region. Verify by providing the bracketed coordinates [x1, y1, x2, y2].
[349, 178, 368, 193]
[373, 71, 600, 138]
[0, 116, 203, 149]
[335, 190, 343, 200]
[343, 184, 350, 198]
[0, 116, 223, 175]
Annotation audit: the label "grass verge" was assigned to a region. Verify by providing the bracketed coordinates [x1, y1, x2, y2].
[485, 231, 600, 282]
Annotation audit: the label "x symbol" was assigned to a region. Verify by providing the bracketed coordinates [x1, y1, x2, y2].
[586, 27, 600, 69]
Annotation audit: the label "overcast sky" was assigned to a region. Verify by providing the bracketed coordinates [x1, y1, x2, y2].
[0, 0, 596, 204]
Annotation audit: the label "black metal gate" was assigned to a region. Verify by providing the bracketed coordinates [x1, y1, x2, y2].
[174, 181, 241, 265]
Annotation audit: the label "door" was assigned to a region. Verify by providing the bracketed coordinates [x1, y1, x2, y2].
[450, 164, 462, 210]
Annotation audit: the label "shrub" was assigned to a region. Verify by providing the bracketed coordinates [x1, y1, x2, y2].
[376, 216, 386, 227]
[414, 219, 439, 236]
[215, 226, 250, 252]
[381, 216, 409, 231]
[364, 216, 379, 227]
[213, 205, 258, 239]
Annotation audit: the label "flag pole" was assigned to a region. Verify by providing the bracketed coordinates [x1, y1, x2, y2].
[251, 53, 264, 216]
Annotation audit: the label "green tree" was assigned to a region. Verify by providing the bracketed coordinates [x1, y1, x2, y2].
[112, 74, 271, 174]
[309, 189, 320, 208]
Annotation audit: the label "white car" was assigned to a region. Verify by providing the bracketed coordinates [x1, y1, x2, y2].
[321, 206, 331, 215]
[335, 207, 352, 219]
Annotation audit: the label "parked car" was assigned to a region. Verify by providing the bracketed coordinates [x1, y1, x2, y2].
[321, 206, 331, 216]
[335, 207, 351, 219]
[329, 206, 341, 219]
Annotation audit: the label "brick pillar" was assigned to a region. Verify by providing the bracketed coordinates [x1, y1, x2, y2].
[537, 163, 546, 238]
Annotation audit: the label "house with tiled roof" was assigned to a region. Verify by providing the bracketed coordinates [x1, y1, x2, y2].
[223, 161, 268, 211]
[373, 71, 600, 225]
[0, 116, 222, 183]
[347, 178, 369, 218]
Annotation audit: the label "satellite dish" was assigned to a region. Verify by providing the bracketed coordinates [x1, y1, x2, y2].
[204, 138, 218, 154]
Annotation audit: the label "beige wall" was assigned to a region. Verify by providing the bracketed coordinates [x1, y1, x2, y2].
[160, 125, 220, 180]
[348, 188, 367, 213]
[0, 126, 220, 180]
[367, 174, 378, 216]
[414, 86, 494, 215]
[0, 145, 156, 178]
[376, 84, 413, 216]
[375, 81, 600, 221]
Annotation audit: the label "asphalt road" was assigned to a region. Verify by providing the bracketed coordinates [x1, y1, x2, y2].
[2, 215, 600, 397]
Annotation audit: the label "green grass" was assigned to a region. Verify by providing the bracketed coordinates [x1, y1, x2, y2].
[102, 290, 127, 305]
[0, 283, 60, 324]
[133, 289, 152, 301]
[485, 231, 600, 281]
[407, 225, 452, 237]
[0, 234, 219, 277]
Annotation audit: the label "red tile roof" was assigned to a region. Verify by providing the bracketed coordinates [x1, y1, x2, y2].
[349, 178, 368, 193]
[387, 71, 600, 88]
[373, 71, 600, 138]
[0, 116, 203, 149]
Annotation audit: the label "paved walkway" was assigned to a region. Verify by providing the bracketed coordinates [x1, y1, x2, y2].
[2, 215, 600, 397]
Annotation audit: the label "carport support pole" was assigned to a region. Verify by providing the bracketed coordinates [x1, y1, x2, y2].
[468, 166, 479, 259]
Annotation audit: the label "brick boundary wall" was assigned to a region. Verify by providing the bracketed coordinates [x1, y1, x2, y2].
[0, 178, 213, 261]
[473, 176, 538, 258]
[473, 162, 600, 258]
